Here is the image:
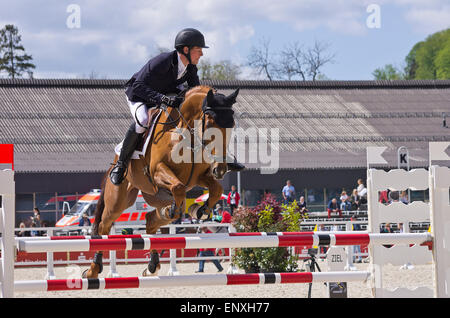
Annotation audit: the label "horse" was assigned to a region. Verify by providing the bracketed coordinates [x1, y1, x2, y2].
[84, 85, 239, 278]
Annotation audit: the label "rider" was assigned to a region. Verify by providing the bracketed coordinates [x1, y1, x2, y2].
[110, 28, 245, 185]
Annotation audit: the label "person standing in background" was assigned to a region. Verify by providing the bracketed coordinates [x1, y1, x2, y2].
[227, 185, 240, 216]
[282, 180, 295, 205]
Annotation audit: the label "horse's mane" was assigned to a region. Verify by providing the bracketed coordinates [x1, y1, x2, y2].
[181, 85, 212, 116]
[185, 85, 212, 99]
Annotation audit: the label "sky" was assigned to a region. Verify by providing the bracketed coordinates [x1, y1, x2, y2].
[0, 0, 449, 80]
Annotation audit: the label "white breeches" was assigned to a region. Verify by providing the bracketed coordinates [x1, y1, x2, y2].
[127, 97, 149, 134]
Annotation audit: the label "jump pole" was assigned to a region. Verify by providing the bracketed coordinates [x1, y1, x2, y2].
[14, 271, 370, 292]
[18, 232, 432, 253]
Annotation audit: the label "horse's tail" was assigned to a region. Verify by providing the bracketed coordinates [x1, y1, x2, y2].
[92, 168, 110, 235]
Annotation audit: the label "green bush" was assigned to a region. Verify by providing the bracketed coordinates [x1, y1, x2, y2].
[231, 193, 305, 273]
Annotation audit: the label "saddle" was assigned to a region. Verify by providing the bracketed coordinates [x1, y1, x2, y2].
[114, 108, 162, 160]
[135, 107, 162, 152]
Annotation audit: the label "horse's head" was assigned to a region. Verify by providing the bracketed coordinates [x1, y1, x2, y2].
[202, 88, 239, 180]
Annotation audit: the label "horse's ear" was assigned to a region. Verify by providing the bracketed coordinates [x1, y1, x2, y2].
[206, 89, 215, 106]
[226, 88, 240, 104]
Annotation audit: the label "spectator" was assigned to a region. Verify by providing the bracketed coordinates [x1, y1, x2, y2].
[389, 191, 399, 202]
[399, 191, 409, 204]
[195, 227, 224, 273]
[298, 196, 308, 214]
[379, 190, 390, 204]
[30, 207, 41, 228]
[227, 185, 240, 216]
[381, 223, 393, 233]
[381, 223, 394, 248]
[213, 203, 222, 216]
[351, 216, 363, 263]
[79, 212, 91, 227]
[327, 198, 342, 218]
[215, 208, 231, 259]
[357, 179, 367, 204]
[349, 189, 361, 211]
[16, 222, 30, 237]
[30, 222, 40, 237]
[340, 190, 351, 211]
[282, 180, 295, 205]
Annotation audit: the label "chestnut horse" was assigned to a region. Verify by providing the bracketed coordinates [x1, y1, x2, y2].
[84, 86, 239, 278]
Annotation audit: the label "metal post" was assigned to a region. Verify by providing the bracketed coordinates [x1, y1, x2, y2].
[344, 222, 357, 271]
[107, 225, 120, 277]
[167, 224, 179, 276]
[45, 228, 56, 279]
[397, 146, 413, 270]
[237, 171, 241, 203]
[0, 170, 15, 298]
[227, 223, 238, 274]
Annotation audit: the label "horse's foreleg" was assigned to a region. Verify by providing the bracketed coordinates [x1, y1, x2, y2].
[153, 162, 186, 219]
[198, 175, 224, 210]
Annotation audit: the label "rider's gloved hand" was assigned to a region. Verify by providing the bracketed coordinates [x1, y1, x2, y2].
[160, 95, 184, 108]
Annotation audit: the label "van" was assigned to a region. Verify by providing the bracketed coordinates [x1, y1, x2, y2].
[55, 189, 156, 228]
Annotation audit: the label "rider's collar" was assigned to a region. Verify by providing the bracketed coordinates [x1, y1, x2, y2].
[176, 52, 188, 80]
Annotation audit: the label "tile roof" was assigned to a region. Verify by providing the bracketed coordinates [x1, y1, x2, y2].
[0, 79, 449, 172]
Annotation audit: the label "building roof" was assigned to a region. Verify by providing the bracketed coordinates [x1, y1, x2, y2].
[0, 79, 449, 172]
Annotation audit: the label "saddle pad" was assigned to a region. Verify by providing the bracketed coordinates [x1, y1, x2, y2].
[114, 109, 163, 160]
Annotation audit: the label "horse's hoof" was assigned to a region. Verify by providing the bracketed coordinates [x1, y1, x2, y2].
[148, 255, 160, 273]
[196, 205, 210, 220]
[83, 268, 99, 279]
[93, 253, 103, 274]
[168, 202, 177, 219]
[142, 265, 160, 277]
[187, 203, 209, 220]
[187, 203, 201, 219]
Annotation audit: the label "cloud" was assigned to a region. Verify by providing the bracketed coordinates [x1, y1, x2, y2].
[404, 6, 450, 34]
[3, 0, 447, 80]
[391, 0, 450, 34]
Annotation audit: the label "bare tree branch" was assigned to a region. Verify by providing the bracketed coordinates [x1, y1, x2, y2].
[277, 41, 307, 81]
[305, 40, 336, 81]
[247, 37, 274, 81]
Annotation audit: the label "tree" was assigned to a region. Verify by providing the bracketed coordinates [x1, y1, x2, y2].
[380, 28, 450, 80]
[247, 38, 335, 81]
[435, 40, 450, 79]
[372, 64, 404, 80]
[277, 41, 307, 81]
[304, 40, 336, 81]
[404, 41, 423, 79]
[198, 59, 241, 80]
[247, 37, 275, 81]
[0, 24, 35, 79]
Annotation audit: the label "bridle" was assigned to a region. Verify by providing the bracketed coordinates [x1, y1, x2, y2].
[157, 91, 233, 186]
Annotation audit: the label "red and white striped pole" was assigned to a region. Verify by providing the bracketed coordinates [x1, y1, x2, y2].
[14, 271, 370, 292]
[18, 232, 432, 253]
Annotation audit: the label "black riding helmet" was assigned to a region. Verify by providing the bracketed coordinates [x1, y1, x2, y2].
[174, 28, 209, 64]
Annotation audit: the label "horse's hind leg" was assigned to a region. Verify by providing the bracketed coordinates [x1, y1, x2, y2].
[83, 182, 137, 278]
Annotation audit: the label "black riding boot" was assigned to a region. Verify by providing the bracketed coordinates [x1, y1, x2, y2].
[110, 123, 143, 185]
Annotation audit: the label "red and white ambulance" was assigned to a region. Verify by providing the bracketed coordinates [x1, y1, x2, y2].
[55, 189, 155, 228]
